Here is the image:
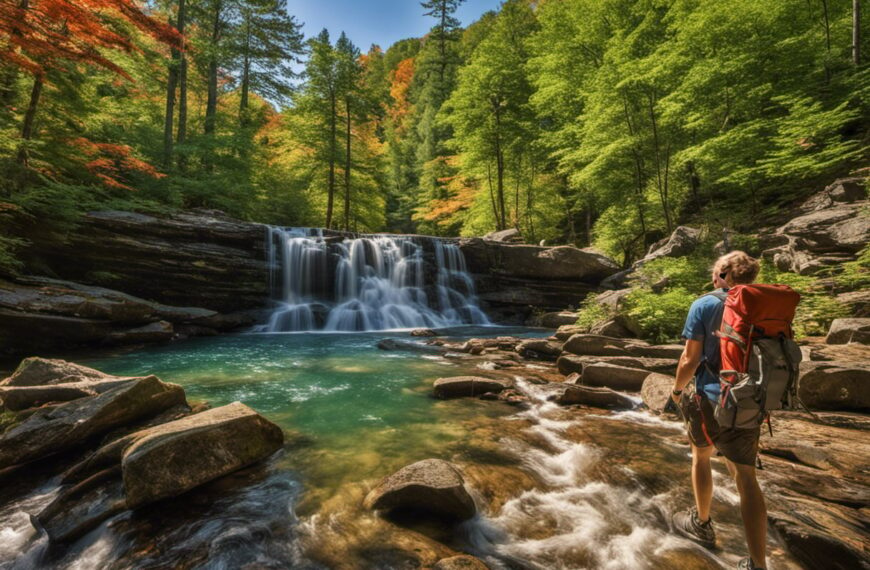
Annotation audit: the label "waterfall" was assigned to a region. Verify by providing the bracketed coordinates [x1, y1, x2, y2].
[260, 227, 490, 332]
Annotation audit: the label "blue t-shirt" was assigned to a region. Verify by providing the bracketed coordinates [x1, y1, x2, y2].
[681, 289, 728, 401]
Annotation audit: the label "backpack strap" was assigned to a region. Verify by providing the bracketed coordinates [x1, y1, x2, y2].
[697, 289, 729, 379]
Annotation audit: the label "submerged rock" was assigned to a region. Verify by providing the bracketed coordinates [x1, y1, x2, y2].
[364, 458, 476, 521]
[433, 377, 511, 399]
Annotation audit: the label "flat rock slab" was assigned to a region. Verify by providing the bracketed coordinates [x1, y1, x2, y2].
[2, 357, 116, 387]
[364, 458, 476, 521]
[556, 354, 585, 376]
[825, 318, 870, 345]
[580, 362, 655, 392]
[122, 401, 284, 508]
[562, 334, 647, 357]
[551, 384, 635, 409]
[578, 355, 677, 375]
[0, 379, 129, 411]
[0, 375, 185, 468]
[433, 377, 511, 399]
[624, 343, 684, 359]
[798, 361, 870, 411]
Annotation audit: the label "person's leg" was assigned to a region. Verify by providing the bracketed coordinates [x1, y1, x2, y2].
[691, 443, 715, 521]
[727, 459, 767, 569]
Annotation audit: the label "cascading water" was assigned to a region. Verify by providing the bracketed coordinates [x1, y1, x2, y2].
[261, 227, 490, 332]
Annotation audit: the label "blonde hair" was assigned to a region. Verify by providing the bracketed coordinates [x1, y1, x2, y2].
[714, 251, 759, 285]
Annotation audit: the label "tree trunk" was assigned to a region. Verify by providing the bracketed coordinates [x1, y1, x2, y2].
[162, 8, 181, 169]
[239, 11, 251, 127]
[855, 0, 862, 66]
[493, 98, 506, 230]
[486, 161, 499, 226]
[176, 0, 188, 171]
[344, 98, 351, 231]
[17, 74, 42, 165]
[326, 91, 337, 229]
[204, 0, 221, 137]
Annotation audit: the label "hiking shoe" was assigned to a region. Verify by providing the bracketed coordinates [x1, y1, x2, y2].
[737, 557, 763, 570]
[672, 506, 716, 548]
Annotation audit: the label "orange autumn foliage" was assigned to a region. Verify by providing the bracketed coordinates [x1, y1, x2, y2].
[388, 57, 414, 131]
[0, 0, 179, 78]
[71, 137, 165, 190]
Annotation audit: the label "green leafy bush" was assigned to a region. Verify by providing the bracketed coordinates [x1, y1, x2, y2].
[834, 244, 870, 291]
[574, 295, 613, 331]
[624, 288, 695, 344]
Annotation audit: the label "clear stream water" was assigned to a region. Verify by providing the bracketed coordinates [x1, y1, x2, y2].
[0, 330, 802, 570]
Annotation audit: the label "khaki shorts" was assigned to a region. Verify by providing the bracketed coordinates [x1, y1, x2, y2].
[682, 394, 760, 467]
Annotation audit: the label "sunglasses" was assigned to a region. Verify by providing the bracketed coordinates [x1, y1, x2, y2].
[718, 271, 728, 279]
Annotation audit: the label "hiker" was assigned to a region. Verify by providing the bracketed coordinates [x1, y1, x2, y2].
[670, 251, 768, 570]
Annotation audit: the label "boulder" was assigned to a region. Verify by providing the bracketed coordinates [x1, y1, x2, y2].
[641, 373, 677, 413]
[122, 402, 284, 508]
[589, 318, 635, 338]
[777, 203, 869, 252]
[0, 375, 186, 468]
[536, 311, 579, 328]
[2, 357, 114, 386]
[483, 228, 522, 243]
[556, 355, 585, 376]
[640, 226, 701, 264]
[553, 325, 585, 341]
[363, 459, 476, 521]
[799, 177, 867, 212]
[31, 402, 284, 542]
[580, 362, 656, 392]
[551, 384, 635, 409]
[798, 362, 870, 411]
[825, 318, 870, 345]
[836, 290, 870, 318]
[433, 377, 511, 399]
[516, 339, 563, 361]
[433, 555, 490, 570]
[562, 334, 647, 357]
[410, 328, 437, 337]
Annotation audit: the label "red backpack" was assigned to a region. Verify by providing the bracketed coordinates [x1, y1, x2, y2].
[715, 284, 803, 429]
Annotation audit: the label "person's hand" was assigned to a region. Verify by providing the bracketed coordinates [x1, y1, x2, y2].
[671, 389, 682, 404]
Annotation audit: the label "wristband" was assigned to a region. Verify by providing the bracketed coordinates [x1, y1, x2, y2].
[671, 389, 683, 396]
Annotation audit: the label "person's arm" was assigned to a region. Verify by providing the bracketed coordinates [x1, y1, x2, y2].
[672, 339, 703, 403]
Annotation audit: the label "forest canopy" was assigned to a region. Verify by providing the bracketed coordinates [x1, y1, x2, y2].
[0, 0, 867, 270]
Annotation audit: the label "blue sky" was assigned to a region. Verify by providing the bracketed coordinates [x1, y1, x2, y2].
[290, 0, 504, 52]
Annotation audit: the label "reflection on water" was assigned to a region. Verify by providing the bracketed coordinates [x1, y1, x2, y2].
[0, 330, 798, 569]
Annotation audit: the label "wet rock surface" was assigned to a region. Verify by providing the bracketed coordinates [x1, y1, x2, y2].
[433, 376, 512, 399]
[363, 459, 477, 521]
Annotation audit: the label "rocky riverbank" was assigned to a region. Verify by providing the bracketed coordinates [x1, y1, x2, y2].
[372, 328, 869, 569]
[0, 357, 283, 548]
